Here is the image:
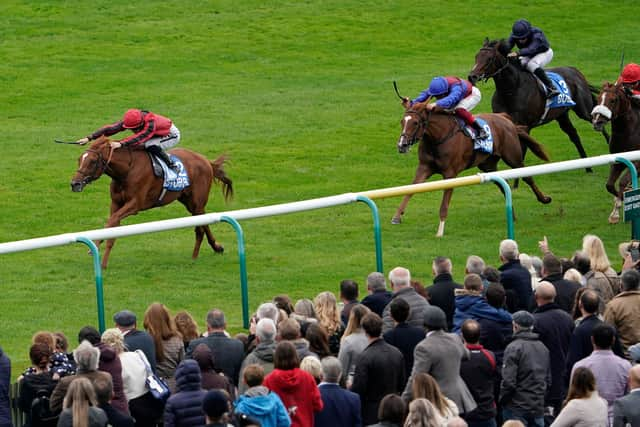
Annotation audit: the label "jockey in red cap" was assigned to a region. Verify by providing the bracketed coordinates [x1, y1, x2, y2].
[620, 63, 640, 100]
[77, 109, 181, 171]
[403, 76, 488, 140]
[507, 19, 560, 99]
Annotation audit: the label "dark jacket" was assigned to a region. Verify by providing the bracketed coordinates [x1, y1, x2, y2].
[499, 260, 533, 313]
[49, 370, 112, 414]
[186, 332, 245, 386]
[507, 25, 551, 58]
[18, 371, 57, 427]
[351, 338, 405, 426]
[532, 303, 574, 406]
[191, 344, 235, 399]
[500, 331, 551, 416]
[96, 343, 128, 415]
[315, 383, 362, 427]
[164, 360, 206, 427]
[383, 322, 425, 384]
[539, 273, 581, 314]
[382, 287, 430, 334]
[361, 291, 393, 317]
[427, 273, 463, 331]
[0, 348, 10, 427]
[613, 390, 640, 427]
[460, 344, 496, 422]
[123, 329, 157, 373]
[341, 300, 359, 326]
[98, 403, 135, 427]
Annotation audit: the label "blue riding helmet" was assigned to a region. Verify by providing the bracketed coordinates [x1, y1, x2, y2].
[511, 19, 531, 39]
[428, 77, 449, 96]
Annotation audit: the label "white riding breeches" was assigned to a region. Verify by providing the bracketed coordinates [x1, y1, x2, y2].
[144, 124, 181, 150]
[455, 86, 482, 111]
[520, 48, 554, 73]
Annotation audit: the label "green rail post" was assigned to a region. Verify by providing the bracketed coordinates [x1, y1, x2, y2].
[220, 216, 249, 329]
[75, 237, 105, 333]
[615, 157, 640, 239]
[486, 176, 515, 240]
[356, 195, 383, 273]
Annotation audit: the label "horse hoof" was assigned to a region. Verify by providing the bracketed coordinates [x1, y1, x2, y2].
[608, 216, 620, 225]
[586, 168, 593, 173]
[540, 196, 552, 204]
[214, 244, 224, 253]
[391, 217, 402, 225]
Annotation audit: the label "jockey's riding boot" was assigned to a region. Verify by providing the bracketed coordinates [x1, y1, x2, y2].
[534, 68, 560, 99]
[472, 121, 488, 140]
[148, 146, 178, 172]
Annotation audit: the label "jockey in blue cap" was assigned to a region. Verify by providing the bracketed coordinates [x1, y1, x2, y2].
[507, 19, 560, 99]
[403, 76, 487, 140]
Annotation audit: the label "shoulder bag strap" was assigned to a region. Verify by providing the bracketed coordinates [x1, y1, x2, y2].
[135, 350, 152, 375]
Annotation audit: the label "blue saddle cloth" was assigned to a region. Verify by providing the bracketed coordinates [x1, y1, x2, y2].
[156, 155, 190, 191]
[545, 72, 576, 108]
[457, 117, 494, 154]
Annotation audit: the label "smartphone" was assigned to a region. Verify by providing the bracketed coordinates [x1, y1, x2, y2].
[631, 245, 640, 262]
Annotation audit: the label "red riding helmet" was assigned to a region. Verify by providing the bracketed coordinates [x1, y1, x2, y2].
[122, 109, 144, 129]
[621, 63, 640, 83]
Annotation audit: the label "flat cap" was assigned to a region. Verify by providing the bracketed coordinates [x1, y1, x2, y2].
[512, 310, 534, 328]
[423, 305, 447, 329]
[113, 310, 137, 327]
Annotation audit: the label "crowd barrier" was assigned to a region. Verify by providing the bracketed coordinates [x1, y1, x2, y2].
[1, 151, 639, 330]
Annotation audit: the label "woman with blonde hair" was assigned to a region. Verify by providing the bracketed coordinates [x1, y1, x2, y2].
[337, 304, 370, 387]
[404, 398, 440, 427]
[173, 310, 200, 351]
[57, 377, 107, 427]
[313, 291, 344, 355]
[582, 234, 621, 303]
[143, 303, 185, 390]
[411, 373, 458, 425]
[550, 367, 607, 427]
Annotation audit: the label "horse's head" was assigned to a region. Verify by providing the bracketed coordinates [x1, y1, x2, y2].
[70, 137, 112, 192]
[397, 104, 429, 153]
[469, 38, 509, 84]
[591, 82, 629, 131]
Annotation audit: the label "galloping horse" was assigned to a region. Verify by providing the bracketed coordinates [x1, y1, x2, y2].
[393, 102, 552, 236]
[592, 82, 640, 223]
[70, 137, 233, 268]
[469, 39, 609, 172]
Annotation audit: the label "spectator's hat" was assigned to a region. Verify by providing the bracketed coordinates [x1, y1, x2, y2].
[423, 305, 447, 329]
[512, 310, 534, 328]
[202, 389, 228, 418]
[113, 310, 137, 327]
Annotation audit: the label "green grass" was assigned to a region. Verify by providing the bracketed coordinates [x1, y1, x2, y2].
[1, 0, 637, 378]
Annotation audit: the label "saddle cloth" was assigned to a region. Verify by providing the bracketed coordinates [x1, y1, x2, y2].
[458, 117, 494, 154]
[540, 71, 576, 108]
[149, 153, 190, 191]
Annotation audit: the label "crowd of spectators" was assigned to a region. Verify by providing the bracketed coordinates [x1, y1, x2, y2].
[2, 234, 640, 427]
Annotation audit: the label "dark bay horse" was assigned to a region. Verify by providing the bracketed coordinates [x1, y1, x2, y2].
[393, 102, 551, 236]
[592, 82, 640, 223]
[70, 136, 233, 268]
[469, 39, 609, 172]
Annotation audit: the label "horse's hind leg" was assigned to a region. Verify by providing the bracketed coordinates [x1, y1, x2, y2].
[521, 176, 552, 204]
[436, 188, 454, 237]
[203, 225, 224, 253]
[557, 114, 591, 172]
[392, 163, 432, 224]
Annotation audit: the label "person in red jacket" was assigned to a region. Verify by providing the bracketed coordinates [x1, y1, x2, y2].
[77, 109, 181, 171]
[619, 63, 640, 102]
[263, 341, 323, 427]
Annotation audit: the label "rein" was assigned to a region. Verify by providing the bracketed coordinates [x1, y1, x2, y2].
[77, 145, 133, 183]
[402, 109, 462, 149]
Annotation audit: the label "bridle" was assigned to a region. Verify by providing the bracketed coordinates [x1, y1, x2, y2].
[76, 145, 133, 184]
[476, 46, 510, 82]
[399, 109, 462, 150]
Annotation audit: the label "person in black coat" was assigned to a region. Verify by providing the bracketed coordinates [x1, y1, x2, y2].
[538, 253, 581, 314]
[315, 357, 362, 427]
[361, 272, 392, 317]
[351, 313, 405, 426]
[114, 310, 157, 372]
[427, 256, 462, 331]
[532, 282, 574, 415]
[18, 343, 58, 427]
[94, 375, 134, 427]
[498, 240, 532, 313]
[383, 298, 426, 385]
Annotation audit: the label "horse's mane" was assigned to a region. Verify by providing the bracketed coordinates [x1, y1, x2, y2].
[486, 38, 511, 56]
[90, 135, 112, 148]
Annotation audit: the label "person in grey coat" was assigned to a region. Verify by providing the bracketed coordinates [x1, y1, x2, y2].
[612, 364, 640, 427]
[401, 306, 477, 415]
[382, 266, 430, 334]
[500, 311, 551, 427]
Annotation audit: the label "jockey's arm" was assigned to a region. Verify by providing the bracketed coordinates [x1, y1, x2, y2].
[412, 88, 432, 105]
[434, 84, 464, 110]
[88, 121, 126, 141]
[120, 119, 156, 147]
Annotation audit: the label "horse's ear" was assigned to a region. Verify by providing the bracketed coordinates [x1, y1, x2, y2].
[483, 37, 489, 46]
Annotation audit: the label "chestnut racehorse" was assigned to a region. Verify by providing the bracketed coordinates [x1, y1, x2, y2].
[70, 136, 233, 268]
[592, 82, 640, 223]
[393, 102, 552, 236]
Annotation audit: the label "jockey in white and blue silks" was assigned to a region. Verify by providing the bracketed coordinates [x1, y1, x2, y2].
[405, 76, 487, 140]
[507, 19, 560, 99]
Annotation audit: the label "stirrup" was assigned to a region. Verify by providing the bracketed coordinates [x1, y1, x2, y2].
[546, 88, 560, 99]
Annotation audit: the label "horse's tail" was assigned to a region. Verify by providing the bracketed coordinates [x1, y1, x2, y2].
[210, 155, 233, 202]
[516, 127, 550, 162]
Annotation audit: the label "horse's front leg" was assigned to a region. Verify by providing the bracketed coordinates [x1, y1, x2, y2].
[606, 163, 626, 224]
[392, 163, 432, 224]
[436, 188, 454, 237]
[100, 201, 140, 269]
